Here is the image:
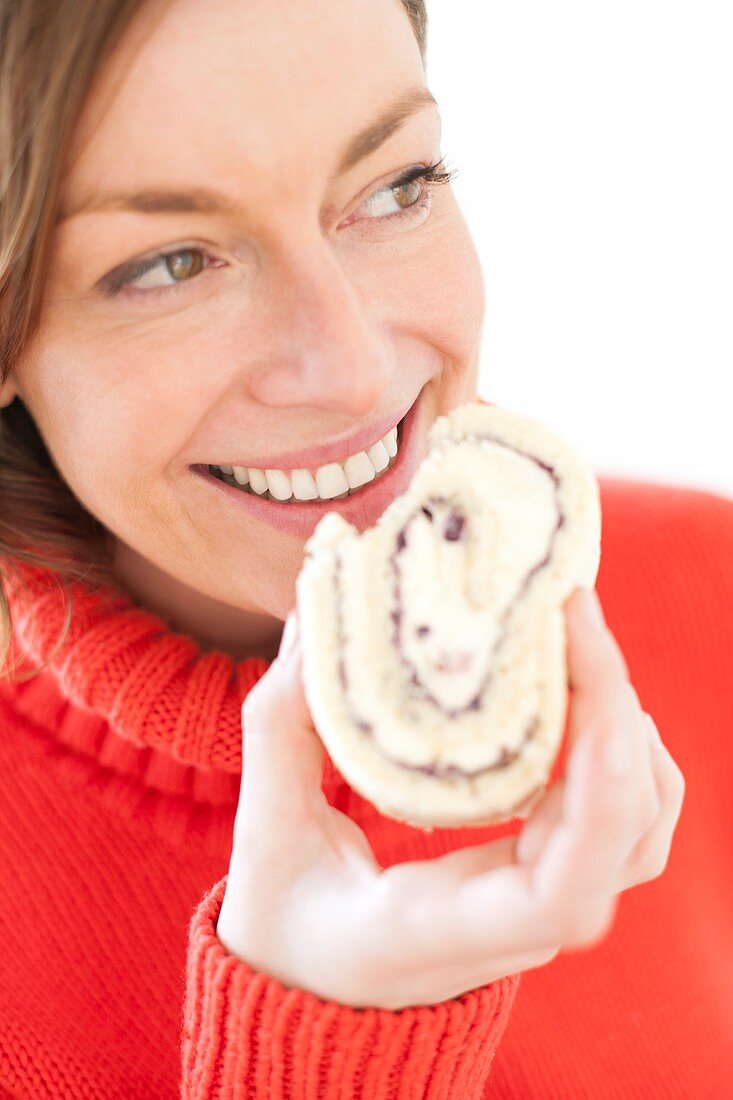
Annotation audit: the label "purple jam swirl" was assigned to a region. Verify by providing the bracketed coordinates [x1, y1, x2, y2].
[331, 433, 566, 783]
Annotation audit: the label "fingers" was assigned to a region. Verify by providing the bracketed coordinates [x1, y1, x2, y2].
[561, 893, 620, 953]
[563, 588, 660, 837]
[377, 850, 536, 960]
[276, 610, 299, 664]
[377, 592, 685, 978]
[236, 610, 326, 837]
[527, 708, 637, 914]
[384, 589, 660, 962]
[528, 634, 655, 924]
[564, 588, 629, 736]
[620, 714, 686, 889]
[383, 835, 520, 890]
[513, 707, 684, 922]
[514, 589, 640, 868]
[521, 598, 637, 911]
[514, 782, 564, 866]
[450, 943, 563, 998]
[440, 592, 670, 956]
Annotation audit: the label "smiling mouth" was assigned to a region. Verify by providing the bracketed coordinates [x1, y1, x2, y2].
[206, 415, 405, 504]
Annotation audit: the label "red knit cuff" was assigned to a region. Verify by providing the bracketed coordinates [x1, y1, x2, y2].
[181, 875, 520, 1099]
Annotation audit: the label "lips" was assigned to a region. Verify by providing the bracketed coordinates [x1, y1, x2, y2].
[190, 385, 427, 538]
[204, 396, 416, 473]
[208, 420, 401, 502]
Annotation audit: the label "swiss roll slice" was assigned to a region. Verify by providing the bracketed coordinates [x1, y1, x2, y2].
[295, 402, 602, 830]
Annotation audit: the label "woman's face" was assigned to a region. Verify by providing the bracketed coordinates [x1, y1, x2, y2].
[1, 0, 485, 659]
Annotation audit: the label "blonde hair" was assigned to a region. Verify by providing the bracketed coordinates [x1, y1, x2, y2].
[0, 0, 428, 682]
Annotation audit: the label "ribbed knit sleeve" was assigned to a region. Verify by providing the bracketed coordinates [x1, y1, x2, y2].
[181, 874, 520, 1099]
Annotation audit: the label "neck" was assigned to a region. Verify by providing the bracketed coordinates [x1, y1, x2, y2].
[110, 537, 284, 662]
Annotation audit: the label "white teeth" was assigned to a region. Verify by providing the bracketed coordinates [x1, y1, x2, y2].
[291, 468, 319, 500]
[343, 451, 376, 490]
[367, 439, 389, 473]
[315, 462, 349, 500]
[248, 468, 268, 495]
[265, 469, 293, 501]
[383, 426, 398, 458]
[212, 416, 403, 501]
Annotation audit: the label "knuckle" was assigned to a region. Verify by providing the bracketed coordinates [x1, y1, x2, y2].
[639, 792, 662, 834]
[655, 750, 686, 817]
[651, 731, 688, 811]
[533, 899, 569, 946]
[673, 781, 686, 819]
[642, 854, 668, 883]
[563, 918, 603, 946]
[525, 942, 563, 966]
[558, 901, 613, 946]
[670, 764, 687, 802]
[566, 920, 608, 947]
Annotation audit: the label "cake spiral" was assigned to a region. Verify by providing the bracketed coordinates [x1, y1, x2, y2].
[296, 402, 602, 829]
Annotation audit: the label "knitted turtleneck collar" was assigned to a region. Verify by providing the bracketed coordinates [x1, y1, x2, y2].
[2, 556, 343, 806]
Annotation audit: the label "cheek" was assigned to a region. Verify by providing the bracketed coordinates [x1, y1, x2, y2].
[392, 212, 485, 363]
[25, 361, 176, 528]
[59, 429, 182, 557]
[434, 219, 486, 355]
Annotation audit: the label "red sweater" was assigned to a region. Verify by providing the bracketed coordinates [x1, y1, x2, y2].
[0, 477, 731, 1098]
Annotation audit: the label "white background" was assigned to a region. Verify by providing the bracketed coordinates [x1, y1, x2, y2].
[425, 1, 731, 499]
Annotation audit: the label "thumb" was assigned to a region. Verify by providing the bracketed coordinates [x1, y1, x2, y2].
[238, 611, 326, 829]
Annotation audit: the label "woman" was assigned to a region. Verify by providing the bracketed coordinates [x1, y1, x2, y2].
[0, 1, 727, 1096]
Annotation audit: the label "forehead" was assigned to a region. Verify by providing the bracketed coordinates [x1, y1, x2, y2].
[61, 0, 426, 203]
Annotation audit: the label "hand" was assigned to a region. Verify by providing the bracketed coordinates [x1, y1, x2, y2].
[512, 586, 686, 948]
[216, 589, 685, 1010]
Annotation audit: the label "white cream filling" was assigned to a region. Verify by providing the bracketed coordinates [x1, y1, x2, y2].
[210, 424, 399, 502]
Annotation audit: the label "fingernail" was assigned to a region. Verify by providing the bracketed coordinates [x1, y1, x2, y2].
[278, 612, 299, 661]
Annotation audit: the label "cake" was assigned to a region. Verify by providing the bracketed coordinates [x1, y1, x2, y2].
[295, 402, 602, 830]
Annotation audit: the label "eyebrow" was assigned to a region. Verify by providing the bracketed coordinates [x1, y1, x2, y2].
[57, 85, 438, 223]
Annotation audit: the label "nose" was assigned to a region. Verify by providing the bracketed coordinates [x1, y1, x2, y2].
[247, 241, 395, 417]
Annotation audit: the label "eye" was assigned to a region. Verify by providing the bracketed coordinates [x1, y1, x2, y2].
[99, 245, 223, 298]
[350, 159, 458, 226]
[99, 158, 459, 300]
